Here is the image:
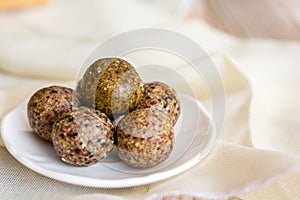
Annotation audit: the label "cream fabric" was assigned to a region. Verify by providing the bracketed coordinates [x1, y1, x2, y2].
[228, 39, 300, 155]
[0, 0, 300, 200]
[0, 0, 172, 80]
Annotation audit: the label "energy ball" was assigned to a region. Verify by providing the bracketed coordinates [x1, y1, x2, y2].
[137, 81, 180, 126]
[116, 108, 174, 168]
[76, 58, 144, 119]
[27, 85, 79, 142]
[52, 107, 114, 166]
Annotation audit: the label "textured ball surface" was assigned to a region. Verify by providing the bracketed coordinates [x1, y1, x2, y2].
[52, 107, 114, 166]
[27, 85, 79, 142]
[76, 58, 144, 119]
[116, 108, 174, 168]
[137, 81, 180, 126]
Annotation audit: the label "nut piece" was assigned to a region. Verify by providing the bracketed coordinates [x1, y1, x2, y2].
[27, 85, 79, 142]
[116, 108, 174, 168]
[52, 107, 114, 166]
[137, 81, 180, 126]
[76, 58, 144, 119]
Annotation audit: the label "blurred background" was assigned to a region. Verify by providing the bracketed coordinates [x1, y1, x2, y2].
[1, 0, 299, 39]
[0, 0, 299, 81]
[184, 0, 300, 40]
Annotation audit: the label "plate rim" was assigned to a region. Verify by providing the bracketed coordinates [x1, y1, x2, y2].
[1, 94, 218, 188]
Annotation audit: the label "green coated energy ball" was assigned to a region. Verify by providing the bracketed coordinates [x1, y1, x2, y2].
[76, 58, 144, 119]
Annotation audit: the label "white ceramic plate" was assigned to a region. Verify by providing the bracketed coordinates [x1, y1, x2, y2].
[1, 94, 217, 188]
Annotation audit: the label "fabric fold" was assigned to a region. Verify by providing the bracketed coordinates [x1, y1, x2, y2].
[145, 141, 300, 199]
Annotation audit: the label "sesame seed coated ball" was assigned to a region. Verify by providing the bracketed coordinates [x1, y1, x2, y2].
[52, 107, 114, 166]
[137, 81, 180, 126]
[76, 58, 144, 119]
[27, 85, 79, 142]
[116, 108, 174, 168]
